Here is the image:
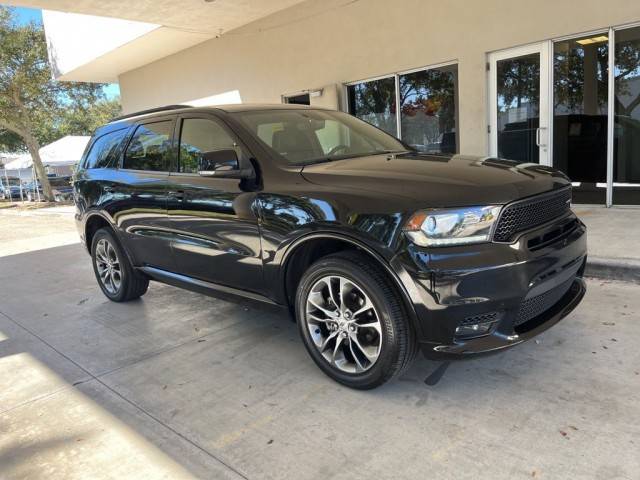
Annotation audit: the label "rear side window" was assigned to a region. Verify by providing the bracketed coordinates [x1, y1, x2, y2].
[84, 129, 127, 169]
[178, 118, 237, 174]
[123, 121, 173, 171]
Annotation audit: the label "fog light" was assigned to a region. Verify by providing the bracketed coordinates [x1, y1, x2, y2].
[455, 312, 500, 339]
[455, 322, 493, 337]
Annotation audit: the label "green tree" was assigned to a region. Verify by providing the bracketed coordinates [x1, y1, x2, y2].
[0, 7, 119, 200]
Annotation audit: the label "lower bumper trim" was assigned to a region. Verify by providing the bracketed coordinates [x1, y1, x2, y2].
[420, 277, 587, 360]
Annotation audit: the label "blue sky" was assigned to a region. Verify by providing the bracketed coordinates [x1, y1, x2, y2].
[11, 6, 121, 101]
[13, 6, 41, 24]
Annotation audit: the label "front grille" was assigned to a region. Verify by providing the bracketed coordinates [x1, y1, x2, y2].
[514, 277, 575, 328]
[493, 187, 572, 242]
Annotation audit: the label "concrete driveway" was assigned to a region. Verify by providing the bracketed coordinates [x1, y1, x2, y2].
[1, 207, 639, 479]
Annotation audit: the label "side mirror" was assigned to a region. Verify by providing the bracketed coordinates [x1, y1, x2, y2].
[198, 149, 248, 178]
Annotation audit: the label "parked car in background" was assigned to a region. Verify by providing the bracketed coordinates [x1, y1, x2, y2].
[0, 177, 25, 200]
[24, 176, 73, 202]
[74, 104, 587, 389]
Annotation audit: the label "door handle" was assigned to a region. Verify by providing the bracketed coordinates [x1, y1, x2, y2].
[103, 184, 115, 193]
[536, 127, 547, 147]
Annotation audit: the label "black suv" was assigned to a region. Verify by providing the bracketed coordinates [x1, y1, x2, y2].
[74, 104, 587, 389]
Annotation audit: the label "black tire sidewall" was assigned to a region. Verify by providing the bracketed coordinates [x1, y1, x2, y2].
[295, 255, 405, 389]
[91, 228, 130, 302]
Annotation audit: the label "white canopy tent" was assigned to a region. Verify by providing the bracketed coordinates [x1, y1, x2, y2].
[3, 135, 90, 174]
[2, 136, 90, 201]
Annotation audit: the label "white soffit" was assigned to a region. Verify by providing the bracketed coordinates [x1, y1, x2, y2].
[5, 0, 309, 82]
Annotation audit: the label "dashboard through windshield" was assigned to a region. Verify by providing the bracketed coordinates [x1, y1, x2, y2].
[234, 109, 408, 165]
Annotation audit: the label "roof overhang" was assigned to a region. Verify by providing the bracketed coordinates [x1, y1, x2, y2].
[4, 0, 308, 82]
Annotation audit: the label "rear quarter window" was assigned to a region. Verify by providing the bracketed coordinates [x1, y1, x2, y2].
[83, 129, 128, 169]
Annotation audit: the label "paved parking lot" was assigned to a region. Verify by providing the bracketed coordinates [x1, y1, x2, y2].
[1, 208, 639, 479]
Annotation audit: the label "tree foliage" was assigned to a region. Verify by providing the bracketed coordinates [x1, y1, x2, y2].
[0, 6, 121, 199]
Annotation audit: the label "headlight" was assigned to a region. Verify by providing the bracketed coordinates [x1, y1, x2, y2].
[404, 206, 502, 247]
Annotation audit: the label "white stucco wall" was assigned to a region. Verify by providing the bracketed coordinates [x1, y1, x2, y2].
[117, 0, 640, 155]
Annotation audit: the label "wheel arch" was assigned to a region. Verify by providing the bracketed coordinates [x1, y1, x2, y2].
[280, 232, 418, 327]
[83, 213, 135, 266]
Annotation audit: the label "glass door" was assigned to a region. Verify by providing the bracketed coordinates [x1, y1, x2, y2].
[613, 26, 640, 205]
[489, 43, 550, 165]
[553, 33, 609, 204]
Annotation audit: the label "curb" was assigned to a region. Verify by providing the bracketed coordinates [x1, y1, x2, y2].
[585, 256, 640, 284]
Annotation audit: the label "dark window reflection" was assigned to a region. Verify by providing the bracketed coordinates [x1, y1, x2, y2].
[84, 129, 127, 169]
[614, 26, 640, 205]
[399, 65, 458, 154]
[347, 77, 397, 135]
[497, 53, 540, 163]
[123, 121, 173, 172]
[554, 35, 609, 204]
[179, 118, 237, 174]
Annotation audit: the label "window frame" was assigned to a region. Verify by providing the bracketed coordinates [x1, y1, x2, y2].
[119, 115, 177, 173]
[344, 60, 460, 154]
[171, 112, 251, 177]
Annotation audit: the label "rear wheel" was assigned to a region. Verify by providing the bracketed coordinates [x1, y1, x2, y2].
[295, 251, 417, 389]
[91, 228, 149, 302]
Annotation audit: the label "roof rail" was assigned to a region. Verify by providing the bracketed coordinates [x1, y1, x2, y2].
[111, 104, 192, 122]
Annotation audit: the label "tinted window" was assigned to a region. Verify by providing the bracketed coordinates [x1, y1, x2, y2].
[178, 118, 237, 173]
[613, 26, 640, 205]
[84, 129, 127, 169]
[347, 77, 397, 135]
[399, 65, 458, 154]
[554, 35, 609, 204]
[123, 121, 173, 171]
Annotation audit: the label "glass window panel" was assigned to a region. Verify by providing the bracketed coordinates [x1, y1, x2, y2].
[497, 53, 540, 163]
[179, 118, 237, 174]
[347, 77, 397, 135]
[84, 129, 127, 169]
[613, 26, 640, 205]
[399, 65, 458, 154]
[553, 35, 609, 204]
[123, 121, 173, 172]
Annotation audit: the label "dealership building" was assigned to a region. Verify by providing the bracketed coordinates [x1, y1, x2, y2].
[9, 0, 640, 205]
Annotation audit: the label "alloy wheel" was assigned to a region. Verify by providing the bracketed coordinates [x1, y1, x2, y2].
[305, 275, 382, 373]
[95, 238, 122, 295]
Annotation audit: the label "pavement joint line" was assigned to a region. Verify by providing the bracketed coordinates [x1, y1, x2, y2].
[0, 383, 88, 416]
[0, 309, 251, 480]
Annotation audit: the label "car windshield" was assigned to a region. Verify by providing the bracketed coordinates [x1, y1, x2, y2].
[234, 109, 409, 165]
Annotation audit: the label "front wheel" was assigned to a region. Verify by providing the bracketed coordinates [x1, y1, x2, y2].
[91, 228, 149, 302]
[295, 251, 417, 389]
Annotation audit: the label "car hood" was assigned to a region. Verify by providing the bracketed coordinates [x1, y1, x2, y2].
[300, 154, 571, 207]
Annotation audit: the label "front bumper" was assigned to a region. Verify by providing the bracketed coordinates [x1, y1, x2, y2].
[393, 212, 587, 360]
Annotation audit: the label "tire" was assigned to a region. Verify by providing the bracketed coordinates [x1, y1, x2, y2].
[91, 227, 149, 302]
[295, 251, 417, 389]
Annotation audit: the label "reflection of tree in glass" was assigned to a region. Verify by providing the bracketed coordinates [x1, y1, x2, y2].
[554, 43, 608, 113]
[497, 55, 540, 114]
[348, 78, 396, 134]
[615, 37, 640, 117]
[399, 68, 457, 149]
